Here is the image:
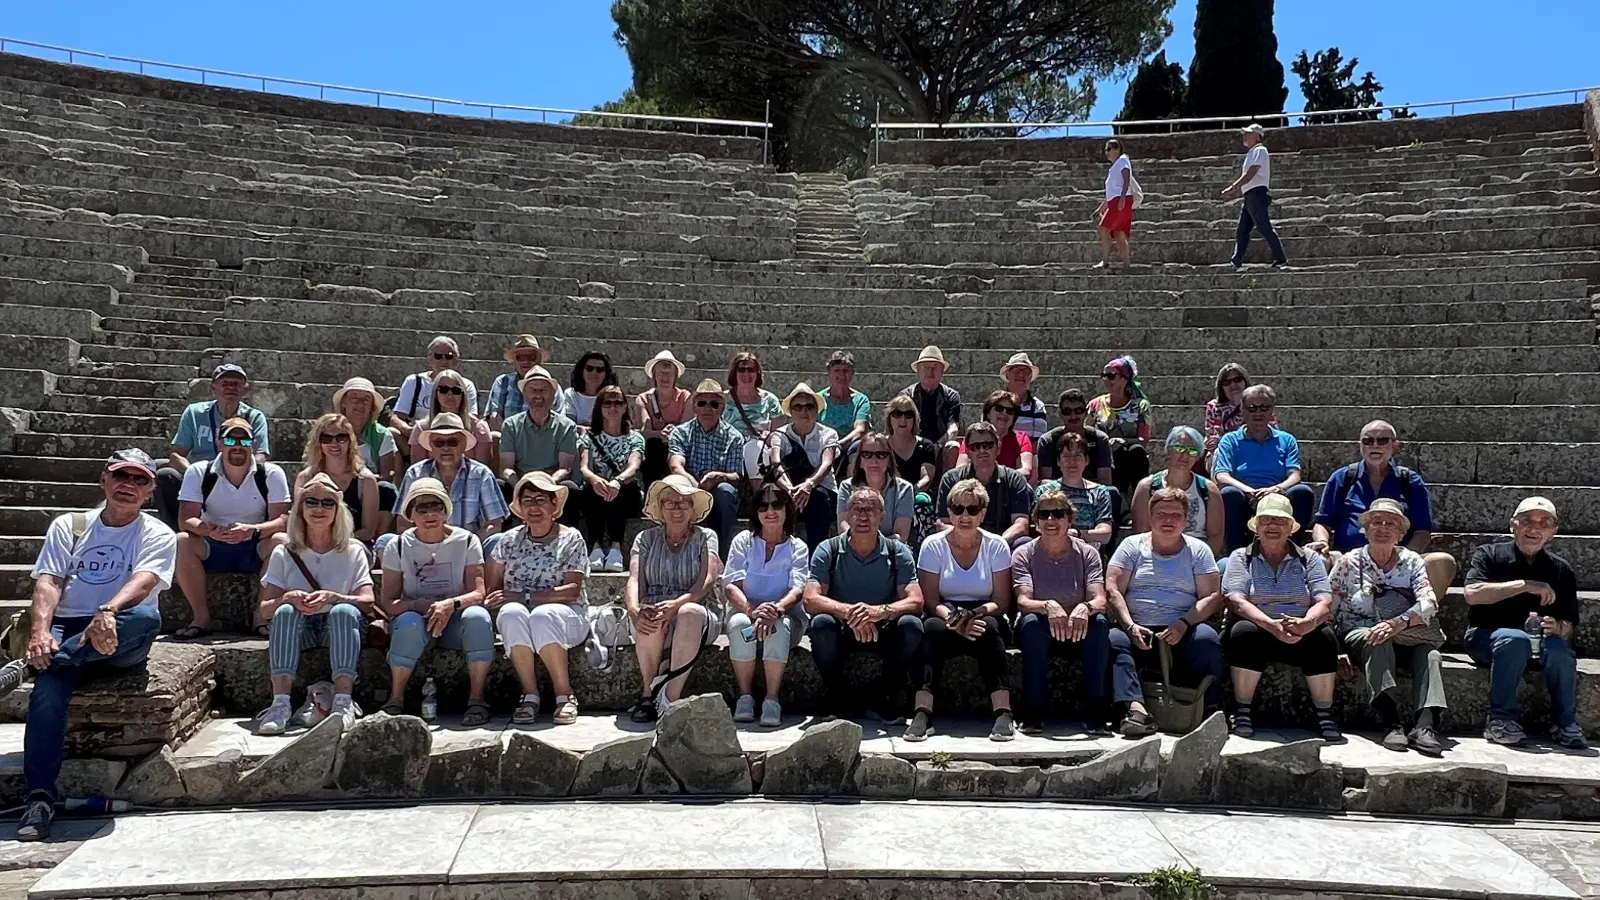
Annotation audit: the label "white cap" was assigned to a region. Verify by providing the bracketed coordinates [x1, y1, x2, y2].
[1514, 496, 1558, 520]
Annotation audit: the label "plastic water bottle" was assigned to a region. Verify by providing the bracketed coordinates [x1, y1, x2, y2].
[62, 796, 129, 813]
[1526, 612, 1544, 661]
[420, 678, 438, 722]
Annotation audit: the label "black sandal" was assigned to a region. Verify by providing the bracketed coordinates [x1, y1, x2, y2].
[629, 697, 658, 723]
[461, 700, 492, 727]
[380, 698, 405, 716]
[1119, 709, 1158, 738]
[173, 625, 212, 640]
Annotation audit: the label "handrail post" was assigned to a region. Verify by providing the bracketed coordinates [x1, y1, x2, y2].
[763, 99, 771, 166]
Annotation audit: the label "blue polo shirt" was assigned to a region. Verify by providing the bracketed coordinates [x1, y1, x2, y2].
[1212, 426, 1300, 489]
[1314, 460, 1434, 551]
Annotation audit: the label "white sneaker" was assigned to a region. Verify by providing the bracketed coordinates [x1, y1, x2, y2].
[605, 547, 625, 573]
[256, 699, 292, 735]
[332, 695, 360, 730]
[733, 694, 756, 722]
[293, 682, 332, 728]
[759, 698, 783, 728]
[588, 547, 606, 569]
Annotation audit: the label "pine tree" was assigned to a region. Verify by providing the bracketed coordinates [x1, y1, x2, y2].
[1185, 0, 1288, 126]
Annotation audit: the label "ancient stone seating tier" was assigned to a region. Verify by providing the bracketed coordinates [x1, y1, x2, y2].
[0, 53, 1597, 755]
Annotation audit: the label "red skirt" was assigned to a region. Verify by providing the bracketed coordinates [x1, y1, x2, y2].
[1100, 199, 1135, 236]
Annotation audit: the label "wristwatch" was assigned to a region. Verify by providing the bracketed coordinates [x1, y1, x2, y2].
[96, 604, 116, 616]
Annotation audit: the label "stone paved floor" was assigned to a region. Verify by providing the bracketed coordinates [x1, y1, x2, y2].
[21, 801, 1589, 899]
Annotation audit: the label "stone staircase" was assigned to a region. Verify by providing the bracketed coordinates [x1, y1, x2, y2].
[0, 51, 1598, 742]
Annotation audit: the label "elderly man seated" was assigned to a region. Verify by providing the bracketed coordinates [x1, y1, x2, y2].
[0, 450, 176, 841]
[390, 413, 509, 558]
[1211, 384, 1315, 552]
[1309, 419, 1457, 594]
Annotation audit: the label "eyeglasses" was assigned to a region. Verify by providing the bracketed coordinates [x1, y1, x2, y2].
[1060, 406, 1087, 416]
[584, 363, 608, 374]
[1360, 436, 1394, 446]
[222, 436, 254, 447]
[411, 500, 446, 514]
[696, 399, 723, 409]
[789, 402, 817, 412]
[1035, 507, 1069, 520]
[436, 385, 464, 397]
[109, 470, 153, 487]
[520, 493, 555, 508]
[1244, 403, 1274, 413]
[735, 365, 759, 373]
[888, 410, 915, 420]
[660, 498, 694, 510]
[431, 352, 456, 361]
[756, 500, 786, 513]
[1169, 445, 1201, 457]
[430, 438, 462, 449]
[302, 497, 338, 510]
[318, 433, 352, 445]
[1221, 375, 1247, 387]
[966, 441, 997, 452]
[992, 406, 1019, 416]
[859, 450, 891, 461]
[948, 503, 985, 517]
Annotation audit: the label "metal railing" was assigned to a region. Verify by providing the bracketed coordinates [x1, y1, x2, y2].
[872, 85, 1599, 160]
[0, 36, 775, 162]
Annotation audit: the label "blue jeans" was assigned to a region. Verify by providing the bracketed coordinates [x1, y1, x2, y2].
[1108, 622, 1225, 709]
[1232, 186, 1287, 266]
[26, 605, 162, 798]
[387, 606, 496, 670]
[1221, 483, 1315, 552]
[706, 481, 741, 555]
[268, 603, 364, 680]
[808, 612, 924, 712]
[1464, 626, 1577, 728]
[1017, 611, 1111, 717]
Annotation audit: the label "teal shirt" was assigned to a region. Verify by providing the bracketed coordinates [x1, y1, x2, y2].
[172, 401, 271, 461]
[819, 389, 872, 436]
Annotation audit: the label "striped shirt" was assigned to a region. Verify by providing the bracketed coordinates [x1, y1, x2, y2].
[1035, 479, 1114, 534]
[632, 525, 720, 606]
[394, 459, 509, 534]
[1222, 546, 1331, 618]
[1109, 534, 1218, 628]
[486, 372, 527, 421]
[668, 420, 744, 477]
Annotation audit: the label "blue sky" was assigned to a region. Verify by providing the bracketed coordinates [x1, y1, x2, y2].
[1, 0, 1596, 124]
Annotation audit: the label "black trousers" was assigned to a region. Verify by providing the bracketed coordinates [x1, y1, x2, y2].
[919, 614, 1011, 695]
[1226, 618, 1339, 677]
[580, 482, 642, 547]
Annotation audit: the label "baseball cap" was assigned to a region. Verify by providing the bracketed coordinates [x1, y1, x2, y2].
[211, 363, 248, 382]
[105, 448, 156, 478]
[1514, 496, 1558, 521]
[827, 350, 856, 369]
[1240, 123, 1267, 137]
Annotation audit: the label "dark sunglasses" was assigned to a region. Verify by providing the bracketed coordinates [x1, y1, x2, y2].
[888, 410, 915, 420]
[318, 432, 352, 445]
[222, 435, 254, 447]
[1035, 508, 1069, 520]
[735, 365, 759, 373]
[109, 470, 153, 486]
[410, 500, 447, 514]
[859, 450, 891, 461]
[601, 399, 627, 408]
[302, 497, 338, 509]
[435, 385, 464, 397]
[1361, 436, 1394, 446]
[1060, 406, 1087, 416]
[583, 363, 608, 373]
[696, 399, 723, 409]
[1221, 375, 1247, 387]
[948, 503, 985, 517]
[789, 402, 817, 412]
[430, 438, 462, 449]
[1244, 403, 1274, 413]
[992, 406, 1020, 416]
[756, 500, 786, 513]
[1100, 372, 1119, 380]
[432, 352, 457, 360]
[966, 441, 997, 452]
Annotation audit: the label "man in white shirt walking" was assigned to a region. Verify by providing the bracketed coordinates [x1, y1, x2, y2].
[1221, 123, 1288, 269]
[0, 449, 177, 841]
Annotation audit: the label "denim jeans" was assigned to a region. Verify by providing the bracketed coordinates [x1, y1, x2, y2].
[706, 482, 741, 557]
[27, 604, 162, 797]
[268, 603, 364, 680]
[1017, 611, 1111, 717]
[808, 612, 923, 711]
[1232, 187, 1288, 266]
[1107, 622, 1225, 709]
[387, 606, 496, 670]
[1220, 483, 1315, 552]
[1465, 626, 1577, 727]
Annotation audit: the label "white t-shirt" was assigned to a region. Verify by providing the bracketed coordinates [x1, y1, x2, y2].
[1105, 156, 1133, 201]
[395, 372, 480, 419]
[262, 541, 374, 594]
[917, 529, 1013, 607]
[381, 527, 484, 602]
[559, 388, 596, 426]
[359, 430, 398, 470]
[1240, 144, 1271, 192]
[32, 511, 177, 617]
[178, 459, 291, 526]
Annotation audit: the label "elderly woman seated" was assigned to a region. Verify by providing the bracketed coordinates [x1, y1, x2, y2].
[769, 383, 840, 548]
[625, 473, 722, 722]
[255, 474, 375, 735]
[722, 482, 810, 728]
[906, 478, 1016, 743]
[380, 478, 494, 725]
[1131, 426, 1224, 557]
[1331, 498, 1446, 756]
[487, 472, 592, 726]
[1222, 494, 1341, 742]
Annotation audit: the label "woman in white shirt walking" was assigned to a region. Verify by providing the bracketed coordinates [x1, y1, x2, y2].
[722, 482, 810, 727]
[1096, 139, 1135, 270]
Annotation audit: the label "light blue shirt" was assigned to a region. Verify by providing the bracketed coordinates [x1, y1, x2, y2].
[1212, 426, 1301, 489]
[1222, 547, 1331, 617]
[1109, 534, 1218, 628]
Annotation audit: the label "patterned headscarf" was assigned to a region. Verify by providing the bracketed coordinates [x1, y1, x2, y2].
[1106, 355, 1146, 402]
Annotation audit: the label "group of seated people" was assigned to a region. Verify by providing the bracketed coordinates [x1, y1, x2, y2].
[0, 336, 1587, 838]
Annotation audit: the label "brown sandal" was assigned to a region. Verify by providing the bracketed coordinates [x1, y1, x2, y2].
[461, 699, 492, 727]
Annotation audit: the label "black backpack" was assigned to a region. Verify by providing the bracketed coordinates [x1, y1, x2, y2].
[200, 464, 270, 513]
[1333, 462, 1412, 518]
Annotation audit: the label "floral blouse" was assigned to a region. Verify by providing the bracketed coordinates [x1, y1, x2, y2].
[723, 389, 782, 438]
[491, 524, 590, 612]
[1086, 394, 1152, 441]
[1204, 398, 1277, 438]
[1330, 545, 1435, 631]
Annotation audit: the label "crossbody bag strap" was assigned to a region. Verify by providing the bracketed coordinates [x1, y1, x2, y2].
[285, 548, 321, 591]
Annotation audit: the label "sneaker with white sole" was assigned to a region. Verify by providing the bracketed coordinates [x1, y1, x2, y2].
[759, 698, 783, 728]
[0, 658, 32, 699]
[15, 793, 52, 842]
[605, 547, 626, 573]
[1551, 723, 1589, 750]
[293, 683, 332, 729]
[256, 699, 293, 735]
[332, 695, 361, 730]
[733, 694, 756, 722]
[589, 547, 606, 569]
[1484, 717, 1527, 746]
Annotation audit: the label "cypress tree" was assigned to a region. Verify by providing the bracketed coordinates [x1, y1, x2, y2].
[1185, 0, 1288, 126]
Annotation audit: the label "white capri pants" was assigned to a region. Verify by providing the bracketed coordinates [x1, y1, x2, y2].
[496, 602, 590, 654]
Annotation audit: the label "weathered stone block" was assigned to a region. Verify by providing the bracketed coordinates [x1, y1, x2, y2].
[333, 713, 432, 798]
[235, 714, 344, 802]
[762, 719, 861, 796]
[653, 694, 752, 794]
[1043, 737, 1161, 802]
[1157, 711, 1227, 805]
[1363, 762, 1508, 818]
[571, 733, 653, 796]
[1216, 740, 1343, 811]
[501, 732, 580, 797]
[176, 749, 244, 806]
[849, 754, 915, 799]
[423, 738, 502, 798]
[639, 749, 682, 795]
[915, 761, 1046, 799]
[116, 746, 185, 806]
